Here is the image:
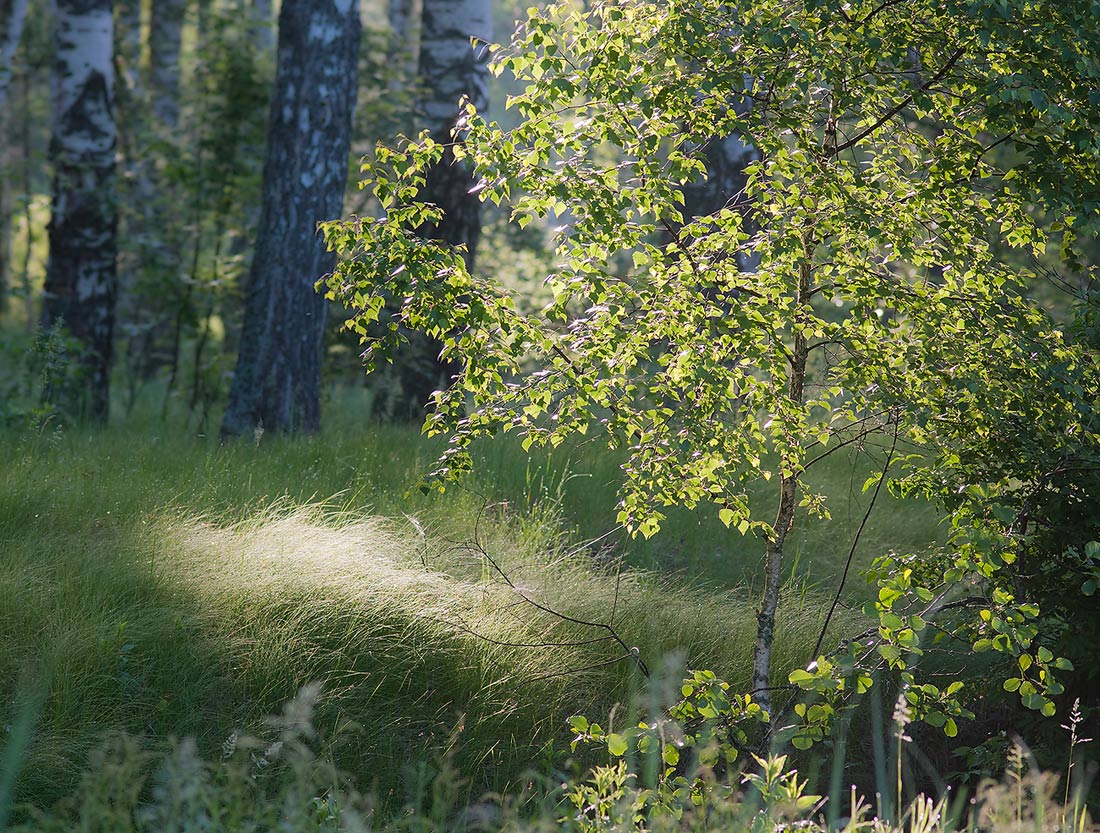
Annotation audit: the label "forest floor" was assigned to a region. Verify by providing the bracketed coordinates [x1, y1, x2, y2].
[0, 388, 946, 814]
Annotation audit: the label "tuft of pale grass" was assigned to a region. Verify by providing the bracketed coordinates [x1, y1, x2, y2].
[2, 402, 917, 813]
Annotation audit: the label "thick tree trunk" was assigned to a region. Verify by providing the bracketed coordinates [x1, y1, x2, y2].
[751, 233, 812, 719]
[418, 0, 490, 260]
[0, 0, 29, 108]
[220, 0, 359, 438]
[41, 0, 117, 423]
[384, 0, 490, 420]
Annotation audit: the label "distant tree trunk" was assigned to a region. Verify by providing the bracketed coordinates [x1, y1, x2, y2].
[250, 0, 274, 51]
[388, 0, 417, 88]
[384, 0, 490, 421]
[220, 0, 359, 438]
[114, 0, 140, 89]
[148, 0, 183, 127]
[0, 0, 29, 108]
[681, 132, 760, 272]
[41, 0, 117, 423]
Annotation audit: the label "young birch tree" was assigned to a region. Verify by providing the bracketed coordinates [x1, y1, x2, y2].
[41, 0, 117, 422]
[220, 0, 359, 437]
[324, 0, 1099, 731]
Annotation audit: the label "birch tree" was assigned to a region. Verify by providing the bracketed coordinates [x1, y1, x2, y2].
[387, 0, 417, 85]
[148, 0, 184, 127]
[41, 0, 117, 422]
[220, 0, 359, 437]
[418, 0, 491, 260]
[381, 0, 491, 420]
[325, 0, 1098, 729]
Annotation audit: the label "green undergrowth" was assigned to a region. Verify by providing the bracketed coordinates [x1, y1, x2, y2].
[0, 390, 942, 812]
[6, 686, 1095, 833]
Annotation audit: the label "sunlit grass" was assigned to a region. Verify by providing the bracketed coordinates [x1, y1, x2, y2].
[0, 392, 941, 809]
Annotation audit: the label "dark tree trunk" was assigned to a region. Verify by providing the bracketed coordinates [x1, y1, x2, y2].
[417, 0, 490, 262]
[220, 0, 359, 438]
[384, 0, 490, 420]
[41, 0, 117, 423]
[681, 132, 760, 271]
[148, 0, 184, 127]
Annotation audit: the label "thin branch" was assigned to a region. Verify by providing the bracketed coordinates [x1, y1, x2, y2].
[810, 418, 899, 661]
[832, 47, 965, 156]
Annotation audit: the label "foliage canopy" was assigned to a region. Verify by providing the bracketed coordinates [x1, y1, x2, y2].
[324, 0, 1100, 738]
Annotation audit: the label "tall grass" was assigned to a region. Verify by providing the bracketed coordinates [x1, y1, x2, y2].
[0, 392, 940, 812]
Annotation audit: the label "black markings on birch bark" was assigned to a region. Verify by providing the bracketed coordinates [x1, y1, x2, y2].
[41, 0, 117, 422]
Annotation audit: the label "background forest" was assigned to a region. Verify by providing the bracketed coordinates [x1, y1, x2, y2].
[1, 0, 1099, 831]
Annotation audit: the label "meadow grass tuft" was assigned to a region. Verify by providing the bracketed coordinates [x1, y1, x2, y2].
[0, 391, 940, 812]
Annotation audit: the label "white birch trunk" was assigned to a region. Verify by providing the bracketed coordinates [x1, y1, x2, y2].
[418, 0, 490, 137]
[41, 0, 118, 422]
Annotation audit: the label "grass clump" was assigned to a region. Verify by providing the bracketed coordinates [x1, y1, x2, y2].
[0, 414, 852, 812]
[5, 684, 1095, 833]
[0, 396, 945, 813]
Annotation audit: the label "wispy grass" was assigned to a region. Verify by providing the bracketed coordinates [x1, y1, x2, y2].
[0, 392, 939, 811]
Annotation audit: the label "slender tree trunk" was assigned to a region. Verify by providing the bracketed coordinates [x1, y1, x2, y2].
[0, 104, 9, 313]
[148, 0, 183, 127]
[751, 231, 811, 719]
[220, 0, 359, 438]
[250, 0, 274, 52]
[41, 0, 117, 423]
[388, 0, 418, 89]
[0, 0, 28, 311]
[114, 0, 139, 88]
[18, 64, 33, 332]
[0, 0, 29, 108]
[385, 0, 490, 420]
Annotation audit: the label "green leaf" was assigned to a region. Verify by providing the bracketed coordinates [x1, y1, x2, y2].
[607, 733, 628, 757]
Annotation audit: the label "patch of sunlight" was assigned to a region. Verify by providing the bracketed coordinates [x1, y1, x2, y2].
[167, 508, 464, 612]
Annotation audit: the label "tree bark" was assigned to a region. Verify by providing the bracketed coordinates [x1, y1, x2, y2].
[0, 0, 29, 108]
[383, 0, 490, 420]
[148, 0, 183, 127]
[418, 0, 490, 260]
[220, 0, 359, 438]
[41, 0, 117, 423]
[388, 0, 417, 78]
[751, 232, 811, 719]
